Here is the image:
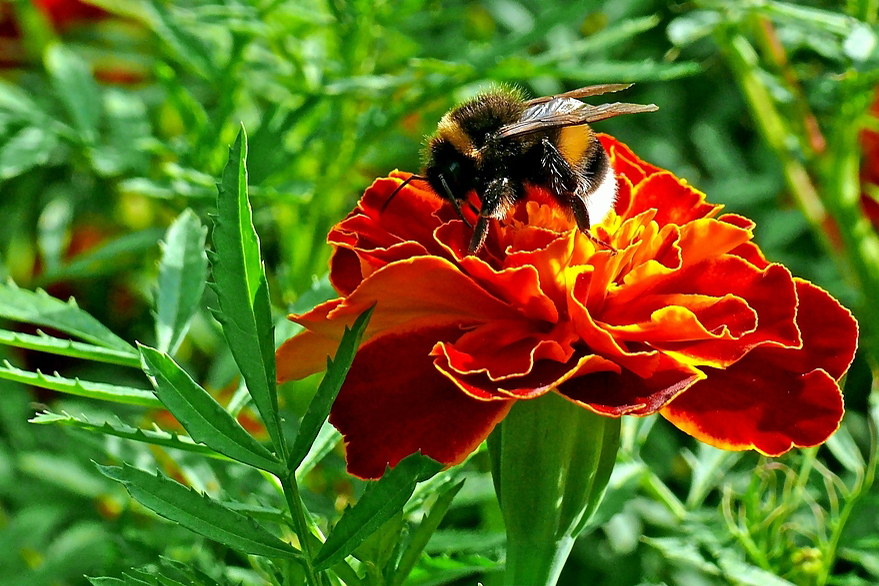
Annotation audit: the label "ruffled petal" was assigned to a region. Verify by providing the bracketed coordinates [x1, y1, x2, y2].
[660, 280, 856, 454]
[329, 326, 512, 479]
[277, 257, 520, 382]
[558, 355, 705, 416]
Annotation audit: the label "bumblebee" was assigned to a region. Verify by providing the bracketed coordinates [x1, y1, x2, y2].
[386, 83, 657, 252]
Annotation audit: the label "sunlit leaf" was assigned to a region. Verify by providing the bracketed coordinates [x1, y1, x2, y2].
[44, 43, 101, 144]
[155, 210, 208, 355]
[0, 361, 159, 407]
[0, 281, 136, 352]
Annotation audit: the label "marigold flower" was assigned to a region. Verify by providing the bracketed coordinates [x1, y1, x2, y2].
[276, 135, 858, 479]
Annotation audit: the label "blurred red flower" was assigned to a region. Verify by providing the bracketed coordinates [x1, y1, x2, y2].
[1, 0, 107, 68]
[276, 135, 858, 479]
[861, 91, 879, 230]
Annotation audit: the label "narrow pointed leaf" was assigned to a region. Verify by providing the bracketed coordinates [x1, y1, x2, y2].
[139, 344, 282, 474]
[288, 305, 373, 469]
[391, 480, 466, 586]
[98, 463, 300, 559]
[0, 281, 136, 352]
[314, 453, 443, 571]
[211, 127, 282, 452]
[44, 43, 101, 144]
[0, 361, 160, 407]
[30, 410, 229, 461]
[155, 210, 208, 354]
[0, 329, 141, 367]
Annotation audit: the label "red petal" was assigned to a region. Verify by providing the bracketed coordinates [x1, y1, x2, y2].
[434, 349, 620, 399]
[661, 280, 856, 454]
[661, 366, 844, 455]
[558, 355, 705, 416]
[277, 257, 520, 383]
[755, 279, 858, 380]
[329, 326, 512, 479]
[647, 258, 800, 367]
[627, 173, 722, 226]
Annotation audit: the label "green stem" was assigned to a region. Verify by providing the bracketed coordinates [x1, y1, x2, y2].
[281, 473, 323, 586]
[718, 31, 837, 258]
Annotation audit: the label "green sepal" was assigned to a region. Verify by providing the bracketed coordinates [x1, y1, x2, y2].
[487, 391, 620, 586]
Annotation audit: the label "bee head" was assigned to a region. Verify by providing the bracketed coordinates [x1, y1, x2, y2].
[425, 137, 477, 209]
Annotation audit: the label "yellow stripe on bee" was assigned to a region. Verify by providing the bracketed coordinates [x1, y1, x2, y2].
[438, 114, 480, 160]
[558, 125, 593, 167]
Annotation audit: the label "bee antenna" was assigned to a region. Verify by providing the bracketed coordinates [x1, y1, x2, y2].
[380, 174, 427, 213]
[439, 174, 472, 228]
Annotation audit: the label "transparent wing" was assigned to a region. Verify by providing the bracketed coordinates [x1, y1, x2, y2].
[523, 83, 633, 107]
[497, 100, 658, 139]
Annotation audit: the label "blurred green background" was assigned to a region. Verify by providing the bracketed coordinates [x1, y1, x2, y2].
[1, 0, 878, 585]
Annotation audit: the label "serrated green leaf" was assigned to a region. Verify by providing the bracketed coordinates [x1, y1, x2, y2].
[288, 305, 373, 470]
[0, 281, 136, 352]
[156, 210, 208, 355]
[139, 344, 282, 474]
[44, 43, 101, 144]
[211, 127, 283, 453]
[0, 126, 58, 179]
[314, 453, 443, 571]
[97, 463, 300, 559]
[30, 410, 229, 460]
[0, 329, 140, 367]
[0, 361, 160, 407]
[390, 480, 466, 586]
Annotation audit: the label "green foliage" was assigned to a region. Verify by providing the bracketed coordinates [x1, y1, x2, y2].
[97, 462, 300, 560]
[155, 210, 208, 355]
[210, 128, 283, 454]
[1, 0, 878, 585]
[138, 344, 284, 474]
[314, 452, 443, 571]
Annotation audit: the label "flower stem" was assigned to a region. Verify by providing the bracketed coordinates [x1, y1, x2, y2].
[280, 473, 323, 586]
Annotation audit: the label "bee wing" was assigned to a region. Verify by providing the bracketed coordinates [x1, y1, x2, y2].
[497, 99, 658, 139]
[523, 83, 633, 107]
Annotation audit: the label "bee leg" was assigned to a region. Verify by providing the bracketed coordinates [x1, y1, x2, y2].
[570, 195, 617, 254]
[468, 177, 517, 254]
[469, 214, 490, 254]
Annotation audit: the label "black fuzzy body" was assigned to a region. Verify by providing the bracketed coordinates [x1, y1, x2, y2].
[424, 89, 608, 238]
